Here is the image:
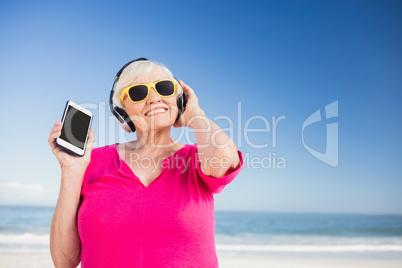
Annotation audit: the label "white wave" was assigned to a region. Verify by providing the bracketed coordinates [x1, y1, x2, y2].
[215, 233, 402, 246]
[0, 248, 50, 254]
[216, 244, 402, 252]
[0, 233, 49, 245]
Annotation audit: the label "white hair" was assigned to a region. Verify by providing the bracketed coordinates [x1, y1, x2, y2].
[112, 60, 183, 110]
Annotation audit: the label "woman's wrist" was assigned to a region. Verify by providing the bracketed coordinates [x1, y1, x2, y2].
[61, 167, 85, 185]
[61, 165, 85, 175]
[188, 108, 207, 129]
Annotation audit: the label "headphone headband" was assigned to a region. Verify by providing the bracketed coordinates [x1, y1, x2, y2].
[114, 57, 149, 82]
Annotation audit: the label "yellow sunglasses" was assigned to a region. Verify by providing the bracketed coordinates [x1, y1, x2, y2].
[120, 79, 177, 103]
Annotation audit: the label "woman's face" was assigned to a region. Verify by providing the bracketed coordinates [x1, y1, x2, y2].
[122, 67, 178, 132]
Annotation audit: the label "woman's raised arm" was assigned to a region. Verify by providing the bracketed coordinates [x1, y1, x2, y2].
[174, 81, 240, 178]
[48, 121, 95, 267]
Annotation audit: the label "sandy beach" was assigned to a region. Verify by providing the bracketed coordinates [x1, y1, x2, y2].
[1, 253, 402, 268]
[219, 255, 402, 268]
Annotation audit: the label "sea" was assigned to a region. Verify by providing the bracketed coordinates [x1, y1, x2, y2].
[1, 205, 402, 258]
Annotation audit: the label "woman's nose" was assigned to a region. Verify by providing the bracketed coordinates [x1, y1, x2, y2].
[146, 87, 162, 103]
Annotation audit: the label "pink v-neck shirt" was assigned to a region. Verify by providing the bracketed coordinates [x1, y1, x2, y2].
[78, 143, 244, 267]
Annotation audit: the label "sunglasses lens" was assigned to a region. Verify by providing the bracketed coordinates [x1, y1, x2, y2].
[128, 85, 149, 102]
[155, 80, 175, 96]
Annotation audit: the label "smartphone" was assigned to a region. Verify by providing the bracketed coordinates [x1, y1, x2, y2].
[56, 101, 93, 156]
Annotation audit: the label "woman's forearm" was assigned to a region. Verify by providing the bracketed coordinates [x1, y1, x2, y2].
[190, 109, 240, 177]
[176, 81, 239, 177]
[50, 169, 84, 268]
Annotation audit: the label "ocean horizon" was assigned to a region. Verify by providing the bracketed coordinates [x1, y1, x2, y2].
[1, 204, 402, 258]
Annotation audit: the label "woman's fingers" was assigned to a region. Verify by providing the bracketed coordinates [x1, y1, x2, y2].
[83, 129, 95, 159]
[48, 121, 62, 150]
[49, 121, 61, 137]
[174, 81, 204, 130]
[179, 80, 194, 97]
[49, 127, 61, 142]
[179, 80, 199, 105]
[86, 129, 95, 150]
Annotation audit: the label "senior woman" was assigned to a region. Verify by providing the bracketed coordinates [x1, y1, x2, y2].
[48, 58, 244, 267]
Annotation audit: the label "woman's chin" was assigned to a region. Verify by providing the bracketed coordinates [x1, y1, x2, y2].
[142, 121, 175, 131]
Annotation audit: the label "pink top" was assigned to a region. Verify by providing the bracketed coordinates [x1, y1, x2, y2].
[78, 143, 243, 267]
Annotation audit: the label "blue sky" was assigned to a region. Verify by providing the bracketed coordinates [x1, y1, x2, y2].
[0, 0, 401, 214]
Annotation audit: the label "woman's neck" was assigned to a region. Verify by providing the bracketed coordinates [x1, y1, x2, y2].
[133, 128, 176, 150]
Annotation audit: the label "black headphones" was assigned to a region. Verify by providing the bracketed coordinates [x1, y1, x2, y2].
[109, 57, 187, 133]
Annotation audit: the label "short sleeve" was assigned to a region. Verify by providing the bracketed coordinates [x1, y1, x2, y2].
[193, 146, 244, 194]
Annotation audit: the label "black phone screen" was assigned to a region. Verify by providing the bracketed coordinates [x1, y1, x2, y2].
[59, 105, 91, 150]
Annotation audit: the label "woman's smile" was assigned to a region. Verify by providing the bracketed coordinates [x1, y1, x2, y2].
[145, 107, 168, 116]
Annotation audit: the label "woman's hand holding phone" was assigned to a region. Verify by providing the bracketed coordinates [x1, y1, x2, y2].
[48, 121, 95, 179]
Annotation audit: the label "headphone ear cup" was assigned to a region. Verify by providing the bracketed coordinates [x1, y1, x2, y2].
[114, 107, 136, 133]
[110, 58, 148, 133]
[175, 93, 187, 122]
